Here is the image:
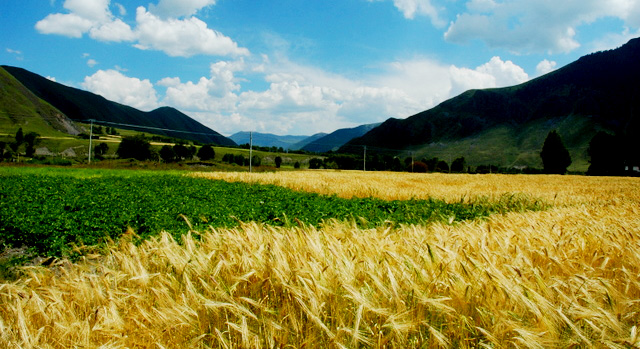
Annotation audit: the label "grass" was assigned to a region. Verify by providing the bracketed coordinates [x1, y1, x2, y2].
[0, 170, 638, 347]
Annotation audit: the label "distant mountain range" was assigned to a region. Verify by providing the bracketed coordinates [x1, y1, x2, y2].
[229, 124, 381, 153]
[342, 37, 640, 170]
[229, 132, 311, 150]
[301, 123, 381, 153]
[2, 65, 235, 146]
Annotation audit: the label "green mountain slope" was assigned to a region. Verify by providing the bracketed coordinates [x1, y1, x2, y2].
[0, 66, 82, 137]
[291, 133, 328, 150]
[2, 66, 235, 146]
[342, 38, 640, 171]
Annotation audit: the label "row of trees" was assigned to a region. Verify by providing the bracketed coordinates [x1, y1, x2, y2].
[307, 154, 468, 173]
[114, 135, 218, 163]
[539, 130, 637, 176]
[0, 128, 41, 161]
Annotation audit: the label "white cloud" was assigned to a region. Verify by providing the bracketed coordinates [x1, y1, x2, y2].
[35, 13, 94, 37]
[154, 54, 530, 135]
[35, 0, 133, 42]
[63, 0, 110, 22]
[445, 0, 640, 54]
[588, 27, 640, 52]
[82, 70, 159, 111]
[36, 0, 246, 58]
[46, 76, 57, 82]
[475, 56, 528, 86]
[368, 0, 445, 26]
[536, 59, 557, 76]
[87, 58, 98, 67]
[114, 2, 126, 16]
[148, 0, 216, 18]
[6, 48, 22, 55]
[157, 77, 181, 87]
[133, 7, 249, 57]
[89, 18, 135, 42]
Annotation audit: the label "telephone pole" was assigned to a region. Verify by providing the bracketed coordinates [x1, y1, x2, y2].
[249, 131, 253, 173]
[88, 119, 94, 164]
[363, 145, 367, 172]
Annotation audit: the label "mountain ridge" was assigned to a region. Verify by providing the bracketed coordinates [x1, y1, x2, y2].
[2, 65, 236, 146]
[0, 66, 82, 137]
[341, 37, 640, 170]
[302, 123, 381, 153]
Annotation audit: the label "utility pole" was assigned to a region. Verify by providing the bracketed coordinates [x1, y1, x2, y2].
[411, 151, 414, 172]
[88, 119, 93, 164]
[249, 131, 253, 173]
[363, 145, 366, 172]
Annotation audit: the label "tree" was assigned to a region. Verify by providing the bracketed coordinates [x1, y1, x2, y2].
[274, 156, 283, 168]
[23, 132, 40, 157]
[451, 157, 466, 173]
[540, 130, 571, 174]
[15, 128, 24, 145]
[173, 144, 192, 161]
[587, 131, 623, 176]
[159, 145, 176, 163]
[233, 154, 246, 166]
[412, 161, 428, 173]
[10, 128, 24, 152]
[116, 135, 152, 160]
[251, 155, 262, 167]
[94, 143, 109, 159]
[197, 144, 215, 161]
[309, 158, 323, 169]
[294, 161, 301, 169]
[435, 160, 449, 173]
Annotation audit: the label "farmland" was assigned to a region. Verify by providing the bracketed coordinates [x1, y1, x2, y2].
[0, 168, 639, 347]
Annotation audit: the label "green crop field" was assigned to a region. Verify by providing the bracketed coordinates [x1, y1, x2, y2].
[0, 167, 545, 258]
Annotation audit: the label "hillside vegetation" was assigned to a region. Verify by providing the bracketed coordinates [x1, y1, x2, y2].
[0, 67, 82, 138]
[344, 38, 640, 171]
[2, 66, 235, 146]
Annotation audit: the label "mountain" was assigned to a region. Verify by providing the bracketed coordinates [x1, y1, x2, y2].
[302, 123, 381, 153]
[291, 133, 327, 150]
[0, 66, 82, 137]
[2, 66, 235, 146]
[229, 132, 310, 149]
[342, 38, 640, 170]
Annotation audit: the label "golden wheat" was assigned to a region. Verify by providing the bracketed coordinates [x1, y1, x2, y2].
[1, 172, 639, 347]
[190, 170, 640, 205]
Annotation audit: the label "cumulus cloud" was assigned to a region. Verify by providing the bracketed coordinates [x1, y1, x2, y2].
[35, 13, 94, 37]
[154, 54, 530, 135]
[444, 0, 640, 54]
[36, 0, 247, 57]
[82, 69, 159, 111]
[135, 7, 249, 57]
[148, 0, 216, 18]
[368, 0, 445, 26]
[87, 58, 98, 67]
[536, 59, 557, 76]
[89, 18, 135, 42]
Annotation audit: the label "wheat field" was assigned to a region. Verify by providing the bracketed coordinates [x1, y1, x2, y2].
[1, 171, 639, 348]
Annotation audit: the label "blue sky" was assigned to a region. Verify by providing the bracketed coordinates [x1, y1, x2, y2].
[2, 0, 640, 136]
